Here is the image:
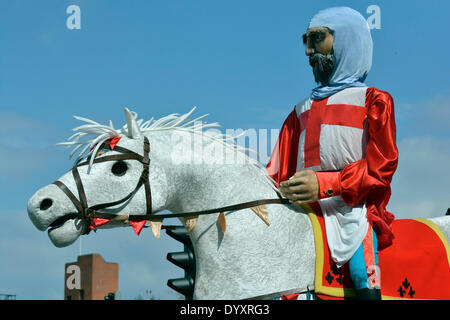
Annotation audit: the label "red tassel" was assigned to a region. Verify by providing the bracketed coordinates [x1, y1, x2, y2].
[129, 220, 147, 236]
[107, 137, 121, 150]
[89, 218, 110, 230]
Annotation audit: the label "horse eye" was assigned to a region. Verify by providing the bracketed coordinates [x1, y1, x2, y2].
[111, 161, 128, 176]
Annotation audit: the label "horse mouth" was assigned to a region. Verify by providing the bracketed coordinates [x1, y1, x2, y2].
[48, 213, 79, 230]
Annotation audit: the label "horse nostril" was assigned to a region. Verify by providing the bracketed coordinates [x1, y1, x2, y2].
[40, 198, 53, 211]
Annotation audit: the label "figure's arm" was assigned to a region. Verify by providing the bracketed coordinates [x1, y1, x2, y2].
[266, 107, 301, 185]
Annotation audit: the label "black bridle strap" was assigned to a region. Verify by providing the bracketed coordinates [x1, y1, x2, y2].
[88, 177, 145, 211]
[91, 197, 291, 221]
[141, 138, 152, 215]
[77, 153, 144, 166]
[53, 180, 83, 214]
[72, 165, 88, 214]
[53, 137, 152, 233]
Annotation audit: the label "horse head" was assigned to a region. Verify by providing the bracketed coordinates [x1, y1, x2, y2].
[27, 108, 172, 247]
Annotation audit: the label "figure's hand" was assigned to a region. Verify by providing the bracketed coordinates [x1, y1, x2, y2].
[279, 170, 319, 205]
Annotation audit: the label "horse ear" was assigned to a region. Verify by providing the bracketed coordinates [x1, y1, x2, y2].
[124, 108, 143, 139]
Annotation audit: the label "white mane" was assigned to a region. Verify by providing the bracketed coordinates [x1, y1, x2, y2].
[58, 107, 278, 189]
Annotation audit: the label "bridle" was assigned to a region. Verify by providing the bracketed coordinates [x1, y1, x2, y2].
[53, 136, 290, 234]
[53, 137, 152, 234]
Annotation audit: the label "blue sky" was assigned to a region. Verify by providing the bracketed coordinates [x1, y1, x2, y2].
[0, 0, 449, 300]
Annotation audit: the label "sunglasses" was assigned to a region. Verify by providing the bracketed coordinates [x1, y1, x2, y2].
[302, 28, 334, 45]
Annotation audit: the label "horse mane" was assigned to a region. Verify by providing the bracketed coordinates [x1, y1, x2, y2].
[58, 107, 278, 189]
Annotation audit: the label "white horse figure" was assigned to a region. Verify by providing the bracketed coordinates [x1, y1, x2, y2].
[27, 108, 450, 300]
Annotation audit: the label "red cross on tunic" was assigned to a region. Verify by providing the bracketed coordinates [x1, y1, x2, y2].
[300, 97, 367, 168]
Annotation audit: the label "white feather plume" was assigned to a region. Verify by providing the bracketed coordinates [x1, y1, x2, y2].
[57, 107, 278, 190]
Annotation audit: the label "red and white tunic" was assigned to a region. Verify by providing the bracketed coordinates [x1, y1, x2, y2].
[267, 87, 398, 266]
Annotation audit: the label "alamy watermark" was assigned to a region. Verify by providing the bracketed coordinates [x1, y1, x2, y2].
[65, 4, 381, 31]
[366, 5, 381, 30]
[63, 3, 382, 166]
[66, 5, 81, 30]
[170, 122, 280, 167]
[66, 264, 81, 290]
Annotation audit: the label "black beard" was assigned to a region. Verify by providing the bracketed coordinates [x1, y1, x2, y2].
[309, 51, 335, 86]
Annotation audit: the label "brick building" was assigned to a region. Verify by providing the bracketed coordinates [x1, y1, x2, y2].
[64, 254, 119, 300]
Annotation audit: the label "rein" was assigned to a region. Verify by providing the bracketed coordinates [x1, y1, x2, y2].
[53, 137, 290, 233]
[93, 198, 291, 221]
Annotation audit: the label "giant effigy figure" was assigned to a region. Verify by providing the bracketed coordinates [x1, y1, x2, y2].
[267, 7, 398, 300]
